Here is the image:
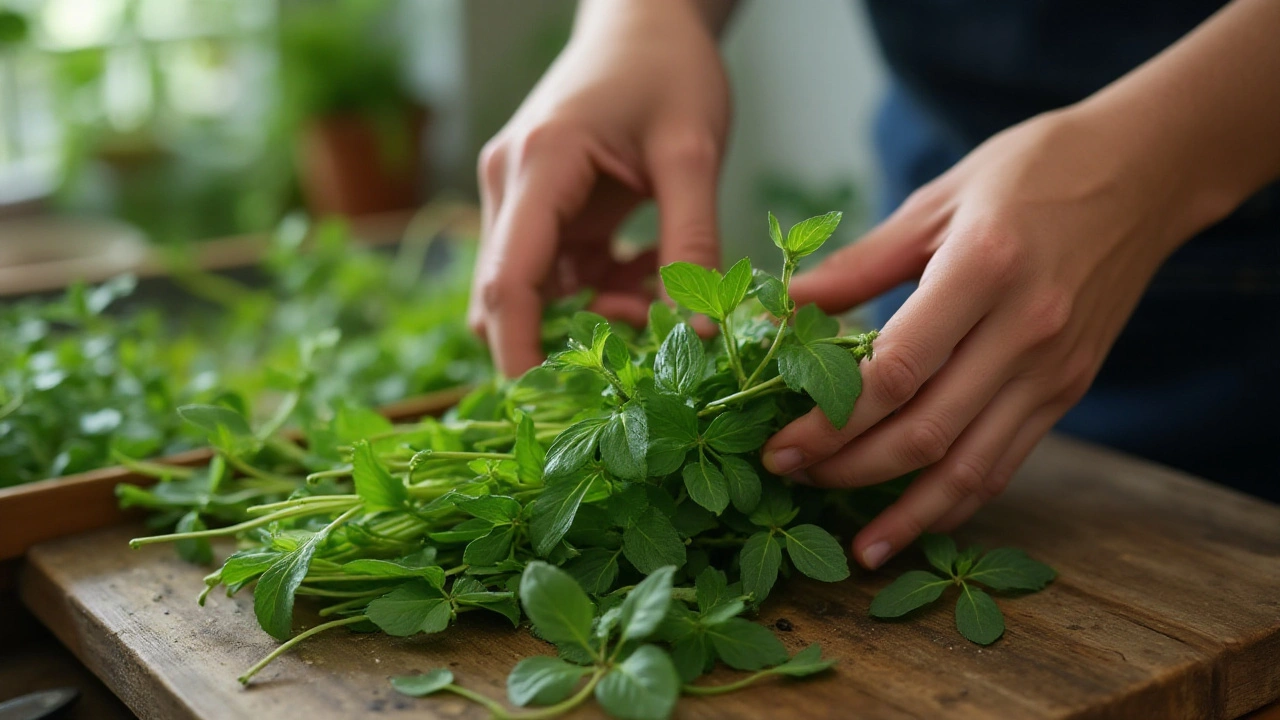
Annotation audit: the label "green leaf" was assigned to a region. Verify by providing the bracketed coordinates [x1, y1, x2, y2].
[595, 645, 680, 720]
[529, 472, 595, 556]
[643, 394, 698, 476]
[703, 410, 771, 454]
[748, 480, 796, 528]
[366, 582, 452, 636]
[682, 458, 730, 515]
[507, 656, 589, 707]
[451, 578, 520, 626]
[717, 257, 753, 315]
[672, 499, 718, 537]
[623, 508, 687, 574]
[519, 562, 596, 653]
[390, 669, 453, 697]
[648, 302, 679, 345]
[340, 559, 445, 587]
[544, 416, 608, 480]
[253, 528, 331, 641]
[755, 275, 789, 318]
[600, 400, 648, 480]
[707, 618, 789, 671]
[177, 404, 252, 437]
[458, 495, 521, 524]
[771, 643, 837, 677]
[740, 531, 782, 602]
[618, 566, 675, 643]
[175, 511, 212, 565]
[784, 211, 842, 258]
[868, 570, 950, 618]
[695, 567, 728, 612]
[966, 548, 1057, 591]
[427, 516, 493, 544]
[767, 211, 784, 250]
[956, 584, 1005, 644]
[792, 303, 840, 343]
[671, 633, 714, 683]
[563, 548, 620, 595]
[464, 525, 515, 566]
[918, 534, 958, 577]
[515, 413, 546, 484]
[654, 323, 704, 397]
[776, 342, 862, 429]
[719, 455, 761, 514]
[660, 262, 723, 320]
[350, 440, 407, 512]
[783, 524, 850, 582]
[955, 545, 982, 576]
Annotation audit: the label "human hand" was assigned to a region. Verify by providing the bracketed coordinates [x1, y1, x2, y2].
[470, 0, 731, 376]
[762, 106, 1221, 569]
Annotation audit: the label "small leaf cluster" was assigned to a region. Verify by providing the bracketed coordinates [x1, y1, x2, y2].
[391, 562, 834, 720]
[869, 534, 1056, 644]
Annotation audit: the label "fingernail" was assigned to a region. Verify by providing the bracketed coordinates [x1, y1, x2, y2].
[764, 448, 804, 475]
[862, 541, 892, 570]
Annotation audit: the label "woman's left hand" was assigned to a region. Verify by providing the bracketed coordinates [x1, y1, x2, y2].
[760, 104, 1226, 570]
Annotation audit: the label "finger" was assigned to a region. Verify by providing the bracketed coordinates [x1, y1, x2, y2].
[477, 143, 595, 377]
[800, 315, 1013, 488]
[763, 235, 1005, 475]
[470, 140, 508, 337]
[590, 292, 652, 328]
[851, 381, 1053, 569]
[647, 132, 723, 273]
[787, 209, 938, 313]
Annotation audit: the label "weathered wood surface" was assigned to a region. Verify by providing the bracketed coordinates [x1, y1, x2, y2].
[20, 434, 1280, 720]
[0, 387, 469, 561]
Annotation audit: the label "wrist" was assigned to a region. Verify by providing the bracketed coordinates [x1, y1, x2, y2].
[575, 0, 731, 40]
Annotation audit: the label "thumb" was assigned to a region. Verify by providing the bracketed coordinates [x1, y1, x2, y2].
[648, 133, 723, 273]
[788, 211, 933, 313]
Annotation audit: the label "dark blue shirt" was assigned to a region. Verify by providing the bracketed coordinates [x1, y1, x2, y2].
[862, 0, 1280, 501]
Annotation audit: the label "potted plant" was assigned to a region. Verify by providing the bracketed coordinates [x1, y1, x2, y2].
[280, 0, 425, 217]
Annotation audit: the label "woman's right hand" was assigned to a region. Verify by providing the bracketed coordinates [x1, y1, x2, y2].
[470, 0, 732, 377]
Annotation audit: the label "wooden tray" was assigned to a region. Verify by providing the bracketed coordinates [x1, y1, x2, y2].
[0, 386, 470, 562]
[18, 434, 1280, 720]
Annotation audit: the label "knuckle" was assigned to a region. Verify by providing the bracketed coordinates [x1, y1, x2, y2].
[944, 454, 991, 502]
[477, 139, 507, 188]
[967, 226, 1025, 287]
[512, 122, 572, 165]
[1023, 290, 1073, 344]
[872, 348, 926, 409]
[900, 416, 953, 469]
[654, 129, 720, 173]
[478, 276, 515, 314]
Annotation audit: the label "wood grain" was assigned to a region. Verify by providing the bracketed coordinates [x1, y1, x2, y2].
[0, 386, 469, 561]
[20, 434, 1280, 720]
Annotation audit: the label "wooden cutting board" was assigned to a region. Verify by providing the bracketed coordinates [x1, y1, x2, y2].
[18, 434, 1280, 720]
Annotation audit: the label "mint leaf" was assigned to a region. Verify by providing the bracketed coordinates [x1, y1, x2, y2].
[703, 409, 771, 454]
[340, 559, 445, 587]
[519, 562, 596, 653]
[515, 412, 545, 484]
[177, 404, 252, 437]
[918, 534, 958, 577]
[767, 211, 784, 250]
[694, 566, 728, 612]
[529, 473, 595, 556]
[648, 302, 679, 345]
[771, 643, 836, 677]
[740, 531, 782, 602]
[965, 548, 1056, 591]
[366, 582, 452, 636]
[717, 257, 753, 315]
[955, 545, 982, 576]
[351, 440, 407, 511]
[507, 656, 589, 707]
[956, 584, 1005, 644]
[792, 303, 839, 343]
[755, 275, 789, 318]
[671, 634, 714, 683]
[463, 525, 515, 566]
[617, 565, 675, 643]
[643, 393, 698, 476]
[776, 342, 861, 429]
[748, 480, 796, 528]
[600, 400, 648, 480]
[595, 645, 680, 720]
[718, 455, 761, 514]
[391, 668, 453, 697]
[563, 547, 620, 595]
[783, 525, 850, 582]
[784, 211, 842, 258]
[868, 570, 950, 618]
[682, 457, 730, 515]
[659, 262, 723, 320]
[254, 527, 332, 641]
[706, 618, 789, 671]
[654, 323, 704, 397]
[457, 495, 521, 524]
[623, 508, 687, 574]
[544, 416, 608, 480]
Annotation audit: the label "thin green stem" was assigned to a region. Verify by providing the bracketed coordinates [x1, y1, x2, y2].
[247, 495, 359, 515]
[128, 503, 353, 547]
[720, 314, 748, 388]
[698, 375, 787, 417]
[238, 615, 368, 685]
[224, 452, 299, 487]
[742, 259, 796, 389]
[682, 670, 775, 696]
[296, 586, 387, 599]
[318, 597, 375, 617]
[442, 668, 604, 720]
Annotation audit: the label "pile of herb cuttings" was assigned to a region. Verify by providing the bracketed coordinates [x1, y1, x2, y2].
[128, 212, 1054, 719]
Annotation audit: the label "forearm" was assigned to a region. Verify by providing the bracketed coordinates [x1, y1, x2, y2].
[1077, 0, 1280, 238]
[575, 0, 739, 40]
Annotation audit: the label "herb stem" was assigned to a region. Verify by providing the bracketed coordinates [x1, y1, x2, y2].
[698, 375, 787, 417]
[720, 314, 748, 388]
[238, 615, 369, 685]
[682, 670, 774, 696]
[128, 503, 353, 547]
[742, 259, 796, 389]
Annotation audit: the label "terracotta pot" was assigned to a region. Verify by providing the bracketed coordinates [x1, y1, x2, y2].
[296, 106, 427, 217]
